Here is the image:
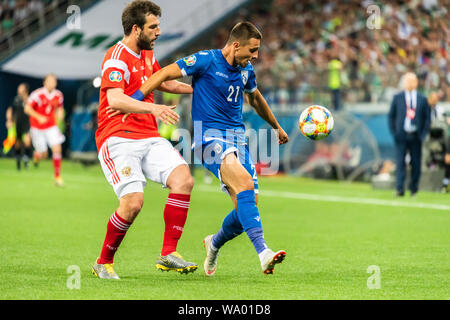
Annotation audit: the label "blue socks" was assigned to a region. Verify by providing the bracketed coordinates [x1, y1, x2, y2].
[245, 227, 268, 254]
[211, 209, 244, 249]
[212, 190, 268, 254]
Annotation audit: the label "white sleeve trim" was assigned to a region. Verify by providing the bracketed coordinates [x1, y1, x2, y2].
[102, 59, 130, 83]
[244, 86, 257, 93]
[180, 68, 187, 77]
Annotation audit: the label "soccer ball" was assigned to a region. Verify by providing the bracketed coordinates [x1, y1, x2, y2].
[299, 105, 334, 140]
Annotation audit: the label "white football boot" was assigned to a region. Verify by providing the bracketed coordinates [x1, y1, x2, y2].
[259, 249, 286, 275]
[203, 234, 219, 276]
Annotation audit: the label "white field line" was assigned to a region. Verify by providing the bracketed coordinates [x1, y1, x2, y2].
[197, 185, 450, 212]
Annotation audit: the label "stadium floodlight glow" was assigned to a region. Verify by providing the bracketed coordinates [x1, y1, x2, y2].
[93, 77, 101, 88]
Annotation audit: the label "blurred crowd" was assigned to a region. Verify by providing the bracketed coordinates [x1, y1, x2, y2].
[0, 0, 53, 35]
[2, 0, 449, 105]
[179, 0, 450, 105]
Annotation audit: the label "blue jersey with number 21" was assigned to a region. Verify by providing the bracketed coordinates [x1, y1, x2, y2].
[176, 49, 257, 135]
[176, 49, 259, 194]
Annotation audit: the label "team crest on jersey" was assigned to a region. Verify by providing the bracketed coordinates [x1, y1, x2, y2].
[109, 71, 122, 82]
[184, 55, 197, 66]
[121, 166, 131, 177]
[241, 71, 249, 86]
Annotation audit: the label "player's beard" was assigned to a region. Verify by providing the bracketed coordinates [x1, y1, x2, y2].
[234, 55, 250, 68]
[137, 33, 154, 51]
[236, 58, 248, 68]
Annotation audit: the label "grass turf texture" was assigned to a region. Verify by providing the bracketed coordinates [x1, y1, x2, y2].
[0, 158, 448, 299]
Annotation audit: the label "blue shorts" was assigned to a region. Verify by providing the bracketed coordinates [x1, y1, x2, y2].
[193, 137, 259, 194]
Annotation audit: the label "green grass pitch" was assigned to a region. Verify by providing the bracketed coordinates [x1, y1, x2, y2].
[0, 158, 449, 299]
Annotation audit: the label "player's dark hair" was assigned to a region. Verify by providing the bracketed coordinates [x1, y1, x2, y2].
[19, 82, 29, 93]
[227, 21, 262, 44]
[122, 0, 161, 36]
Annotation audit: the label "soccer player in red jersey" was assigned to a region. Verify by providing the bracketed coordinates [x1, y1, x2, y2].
[25, 74, 65, 186]
[91, 0, 197, 279]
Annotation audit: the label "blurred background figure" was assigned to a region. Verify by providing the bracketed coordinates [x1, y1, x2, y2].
[25, 74, 65, 186]
[428, 92, 445, 122]
[426, 91, 449, 192]
[328, 54, 342, 111]
[388, 72, 431, 197]
[5, 82, 33, 170]
[159, 91, 181, 146]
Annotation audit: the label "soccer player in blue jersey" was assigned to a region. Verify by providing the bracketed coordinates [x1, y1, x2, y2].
[111, 22, 289, 275]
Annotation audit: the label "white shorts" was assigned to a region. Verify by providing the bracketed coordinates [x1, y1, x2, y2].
[30, 126, 65, 153]
[98, 136, 187, 199]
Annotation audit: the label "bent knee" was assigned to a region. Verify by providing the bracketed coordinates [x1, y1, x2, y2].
[127, 200, 144, 215]
[120, 193, 144, 217]
[239, 171, 255, 190]
[181, 175, 194, 192]
[231, 174, 254, 194]
[168, 169, 194, 194]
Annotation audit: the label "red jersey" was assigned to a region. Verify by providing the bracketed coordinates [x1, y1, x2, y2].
[28, 87, 64, 130]
[95, 41, 161, 150]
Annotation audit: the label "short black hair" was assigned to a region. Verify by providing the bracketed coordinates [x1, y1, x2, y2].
[227, 21, 262, 44]
[122, 0, 161, 36]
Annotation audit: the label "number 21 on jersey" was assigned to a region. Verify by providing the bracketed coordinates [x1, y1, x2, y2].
[227, 85, 240, 103]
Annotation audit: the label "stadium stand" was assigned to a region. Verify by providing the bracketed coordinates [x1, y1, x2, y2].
[0, 0, 448, 190]
[171, 0, 450, 105]
[0, 0, 98, 61]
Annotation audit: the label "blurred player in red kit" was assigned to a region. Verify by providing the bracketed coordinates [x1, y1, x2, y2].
[25, 73, 65, 186]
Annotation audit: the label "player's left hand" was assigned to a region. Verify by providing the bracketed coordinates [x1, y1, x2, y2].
[106, 107, 131, 122]
[106, 107, 121, 118]
[276, 127, 289, 145]
[121, 113, 131, 122]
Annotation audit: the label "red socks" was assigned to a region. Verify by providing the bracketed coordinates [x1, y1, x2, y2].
[161, 193, 190, 256]
[97, 211, 131, 264]
[53, 153, 62, 178]
[97, 193, 190, 263]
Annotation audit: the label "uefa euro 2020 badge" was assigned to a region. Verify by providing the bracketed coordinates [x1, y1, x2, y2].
[121, 166, 132, 178]
[109, 71, 122, 83]
[184, 55, 197, 66]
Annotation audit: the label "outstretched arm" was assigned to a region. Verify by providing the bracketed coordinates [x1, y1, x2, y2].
[131, 63, 184, 100]
[246, 89, 289, 144]
[158, 79, 192, 94]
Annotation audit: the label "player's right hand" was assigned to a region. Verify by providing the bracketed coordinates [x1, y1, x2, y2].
[152, 104, 179, 125]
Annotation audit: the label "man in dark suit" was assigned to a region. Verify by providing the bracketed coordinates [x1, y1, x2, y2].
[388, 72, 431, 197]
